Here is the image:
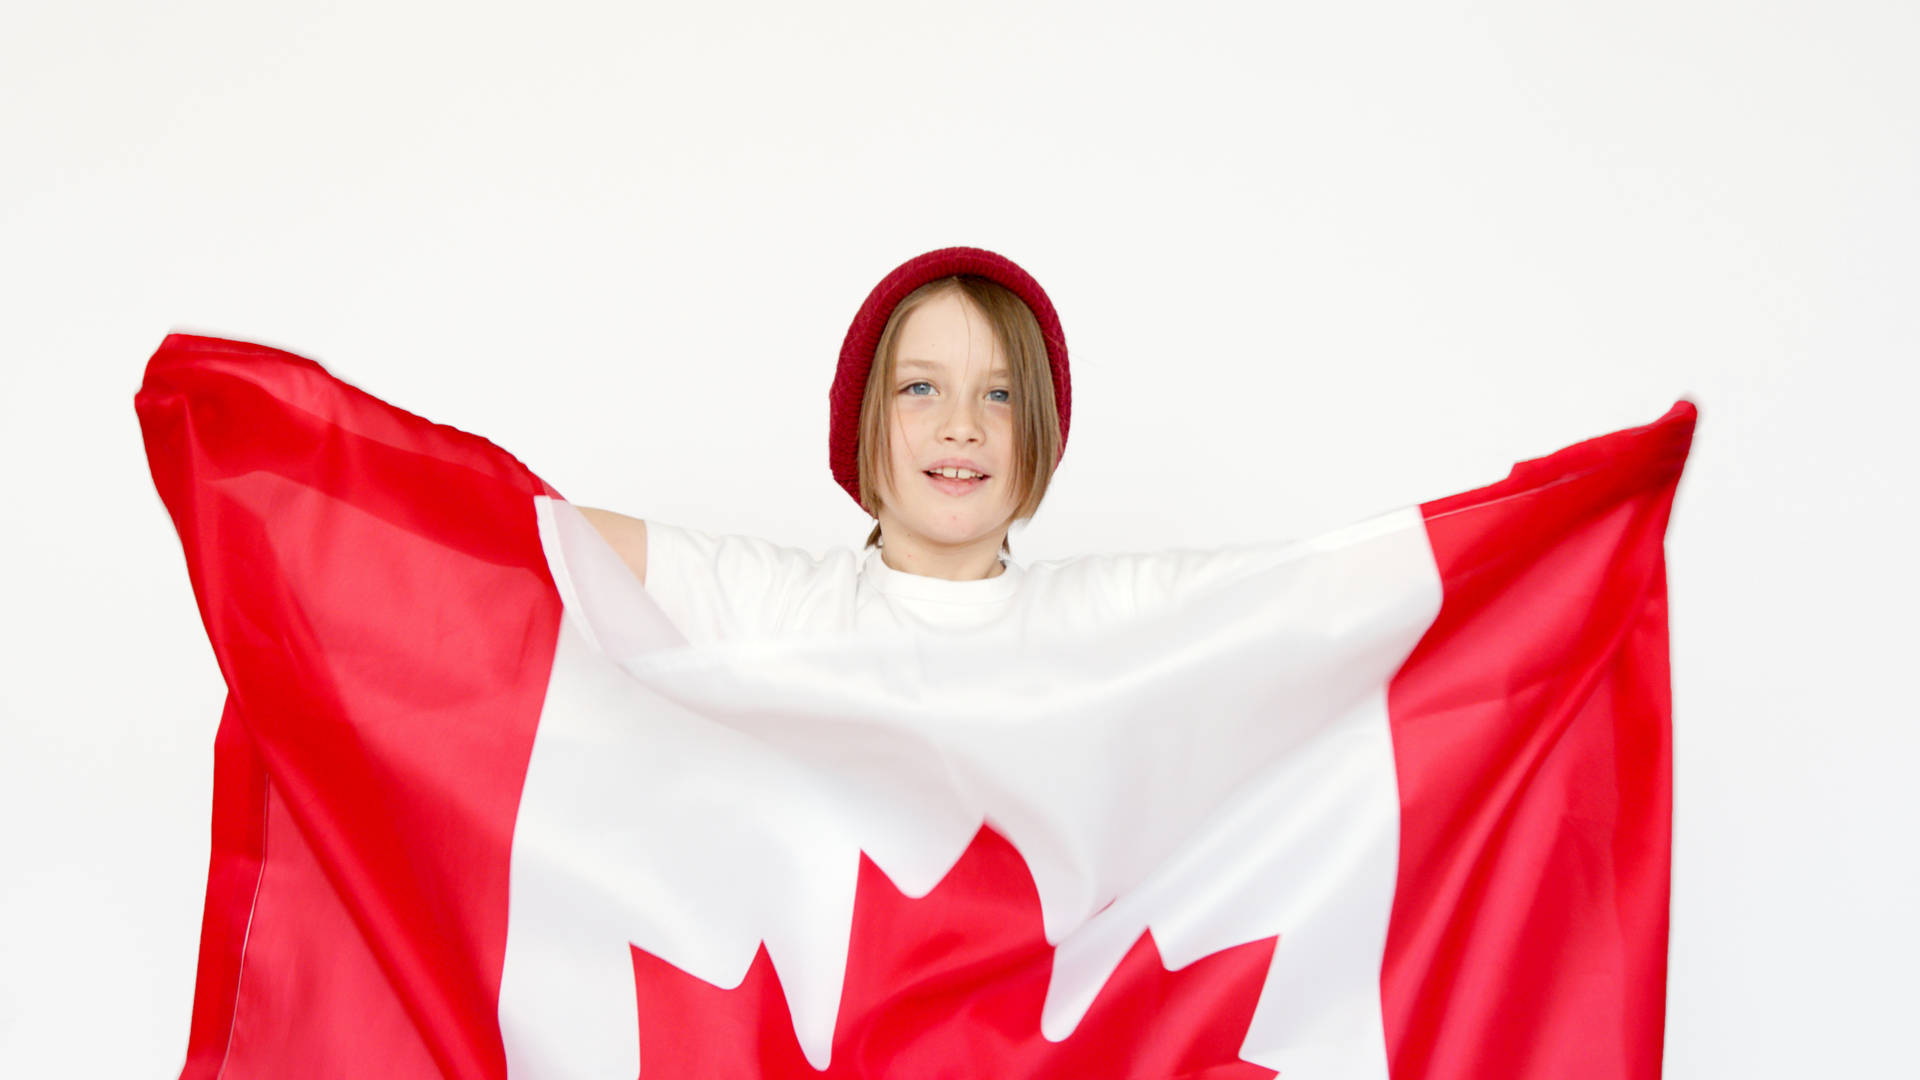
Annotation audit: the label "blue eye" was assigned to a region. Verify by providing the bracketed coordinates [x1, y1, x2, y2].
[899, 382, 1010, 402]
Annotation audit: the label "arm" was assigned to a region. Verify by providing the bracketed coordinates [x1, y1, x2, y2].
[575, 506, 648, 586]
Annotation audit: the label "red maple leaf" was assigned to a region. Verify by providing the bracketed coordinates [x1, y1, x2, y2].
[630, 825, 1278, 1078]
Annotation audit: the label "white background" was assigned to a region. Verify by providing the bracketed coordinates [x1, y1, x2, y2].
[2, 1, 1913, 1076]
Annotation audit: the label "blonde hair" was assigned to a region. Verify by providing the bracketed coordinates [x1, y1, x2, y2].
[857, 275, 1062, 554]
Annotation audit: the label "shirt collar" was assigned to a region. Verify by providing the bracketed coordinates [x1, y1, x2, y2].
[861, 547, 1024, 604]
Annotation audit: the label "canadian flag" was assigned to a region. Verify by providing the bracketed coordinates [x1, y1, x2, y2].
[139, 333, 1691, 1080]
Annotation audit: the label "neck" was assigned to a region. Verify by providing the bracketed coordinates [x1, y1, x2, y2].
[874, 522, 1008, 582]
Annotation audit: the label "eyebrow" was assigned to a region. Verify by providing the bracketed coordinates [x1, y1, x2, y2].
[897, 358, 1013, 379]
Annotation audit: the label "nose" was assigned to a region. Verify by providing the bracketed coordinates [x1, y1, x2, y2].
[937, 394, 984, 445]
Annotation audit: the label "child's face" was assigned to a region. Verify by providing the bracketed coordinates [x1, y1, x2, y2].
[876, 290, 1021, 551]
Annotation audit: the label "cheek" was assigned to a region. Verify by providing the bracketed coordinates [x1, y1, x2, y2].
[886, 409, 921, 479]
[890, 404, 932, 450]
[886, 410, 908, 457]
[991, 410, 1017, 462]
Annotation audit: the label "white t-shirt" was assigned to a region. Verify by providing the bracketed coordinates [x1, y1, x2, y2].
[640, 519, 1293, 645]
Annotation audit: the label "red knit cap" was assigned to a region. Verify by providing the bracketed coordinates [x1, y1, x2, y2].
[829, 246, 1072, 511]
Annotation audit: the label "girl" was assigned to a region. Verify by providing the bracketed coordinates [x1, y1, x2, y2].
[573, 246, 1263, 645]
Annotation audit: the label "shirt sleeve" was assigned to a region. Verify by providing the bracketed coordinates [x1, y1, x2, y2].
[641, 519, 830, 644]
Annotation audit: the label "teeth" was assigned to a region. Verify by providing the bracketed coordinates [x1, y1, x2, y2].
[932, 467, 984, 480]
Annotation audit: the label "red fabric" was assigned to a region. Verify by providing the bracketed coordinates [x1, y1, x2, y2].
[177, 698, 262, 1078]
[1382, 402, 1695, 1079]
[139, 334, 564, 1079]
[828, 246, 1072, 510]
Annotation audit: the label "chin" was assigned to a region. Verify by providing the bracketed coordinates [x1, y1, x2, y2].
[906, 509, 1010, 548]
[880, 485, 1015, 549]
[915, 522, 993, 547]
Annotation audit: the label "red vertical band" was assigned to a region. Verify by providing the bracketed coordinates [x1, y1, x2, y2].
[1383, 403, 1695, 1079]
[139, 335, 564, 1079]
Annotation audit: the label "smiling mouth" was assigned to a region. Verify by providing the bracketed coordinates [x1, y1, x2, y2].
[924, 470, 989, 493]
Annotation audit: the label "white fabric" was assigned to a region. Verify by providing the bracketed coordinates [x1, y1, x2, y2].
[500, 497, 1445, 1078]
[640, 517, 1312, 643]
